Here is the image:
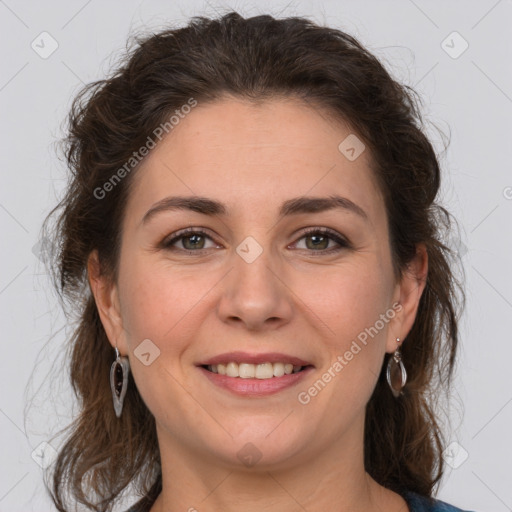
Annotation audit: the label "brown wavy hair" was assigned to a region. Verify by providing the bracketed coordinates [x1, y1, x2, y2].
[40, 11, 464, 511]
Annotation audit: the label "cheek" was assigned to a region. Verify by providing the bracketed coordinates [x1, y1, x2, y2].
[300, 261, 392, 337]
[117, 258, 206, 416]
[117, 254, 202, 347]
[301, 261, 392, 397]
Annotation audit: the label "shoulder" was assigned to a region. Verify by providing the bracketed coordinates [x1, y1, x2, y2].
[402, 490, 478, 512]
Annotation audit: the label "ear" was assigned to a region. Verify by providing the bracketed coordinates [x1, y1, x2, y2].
[87, 250, 128, 355]
[386, 243, 428, 353]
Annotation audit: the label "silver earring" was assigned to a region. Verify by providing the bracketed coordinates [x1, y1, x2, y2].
[110, 345, 130, 417]
[386, 337, 407, 398]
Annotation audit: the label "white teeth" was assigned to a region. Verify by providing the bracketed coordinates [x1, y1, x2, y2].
[226, 362, 238, 378]
[273, 362, 285, 377]
[207, 362, 306, 379]
[239, 363, 255, 379]
[255, 363, 273, 379]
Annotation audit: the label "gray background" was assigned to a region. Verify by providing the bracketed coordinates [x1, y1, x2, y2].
[1, 0, 511, 510]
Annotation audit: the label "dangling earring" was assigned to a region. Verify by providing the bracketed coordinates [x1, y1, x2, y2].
[386, 337, 407, 398]
[110, 344, 130, 417]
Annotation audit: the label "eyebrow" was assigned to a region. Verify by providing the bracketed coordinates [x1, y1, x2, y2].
[140, 194, 369, 226]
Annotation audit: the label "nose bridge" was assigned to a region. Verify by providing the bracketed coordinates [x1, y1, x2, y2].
[234, 237, 276, 291]
[217, 234, 292, 330]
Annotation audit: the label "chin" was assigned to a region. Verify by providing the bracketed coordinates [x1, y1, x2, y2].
[206, 421, 310, 470]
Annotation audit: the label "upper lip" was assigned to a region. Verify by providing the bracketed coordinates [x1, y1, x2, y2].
[198, 351, 313, 367]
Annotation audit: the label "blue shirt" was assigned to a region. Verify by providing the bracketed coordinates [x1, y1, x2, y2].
[402, 490, 476, 511]
[125, 489, 476, 511]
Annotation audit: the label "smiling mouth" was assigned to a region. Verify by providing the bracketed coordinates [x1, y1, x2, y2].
[201, 362, 313, 379]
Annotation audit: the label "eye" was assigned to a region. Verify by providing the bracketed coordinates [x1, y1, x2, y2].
[161, 226, 351, 255]
[291, 227, 351, 253]
[162, 228, 219, 253]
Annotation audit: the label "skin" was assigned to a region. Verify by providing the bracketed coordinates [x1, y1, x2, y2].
[88, 96, 427, 512]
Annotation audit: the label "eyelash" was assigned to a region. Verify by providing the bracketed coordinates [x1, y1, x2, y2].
[161, 226, 351, 256]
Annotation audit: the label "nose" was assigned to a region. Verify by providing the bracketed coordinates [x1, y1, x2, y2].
[216, 244, 293, 332]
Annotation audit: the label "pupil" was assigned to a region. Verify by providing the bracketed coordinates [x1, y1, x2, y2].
[184, 234, 204, 250]
[307, 234, 327, 250]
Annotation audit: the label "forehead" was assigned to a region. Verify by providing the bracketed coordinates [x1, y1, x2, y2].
[125, 97, 384, 227]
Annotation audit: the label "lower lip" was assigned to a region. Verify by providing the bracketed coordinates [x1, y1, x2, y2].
[198, 366, 314, 396]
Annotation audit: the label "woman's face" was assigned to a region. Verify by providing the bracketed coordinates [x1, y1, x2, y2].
[92, 97, 425, 470]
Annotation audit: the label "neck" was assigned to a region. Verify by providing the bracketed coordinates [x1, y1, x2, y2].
[149, 415, 407, 512]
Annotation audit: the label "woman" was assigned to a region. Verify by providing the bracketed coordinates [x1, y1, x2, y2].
[41, 11, 473, 512]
